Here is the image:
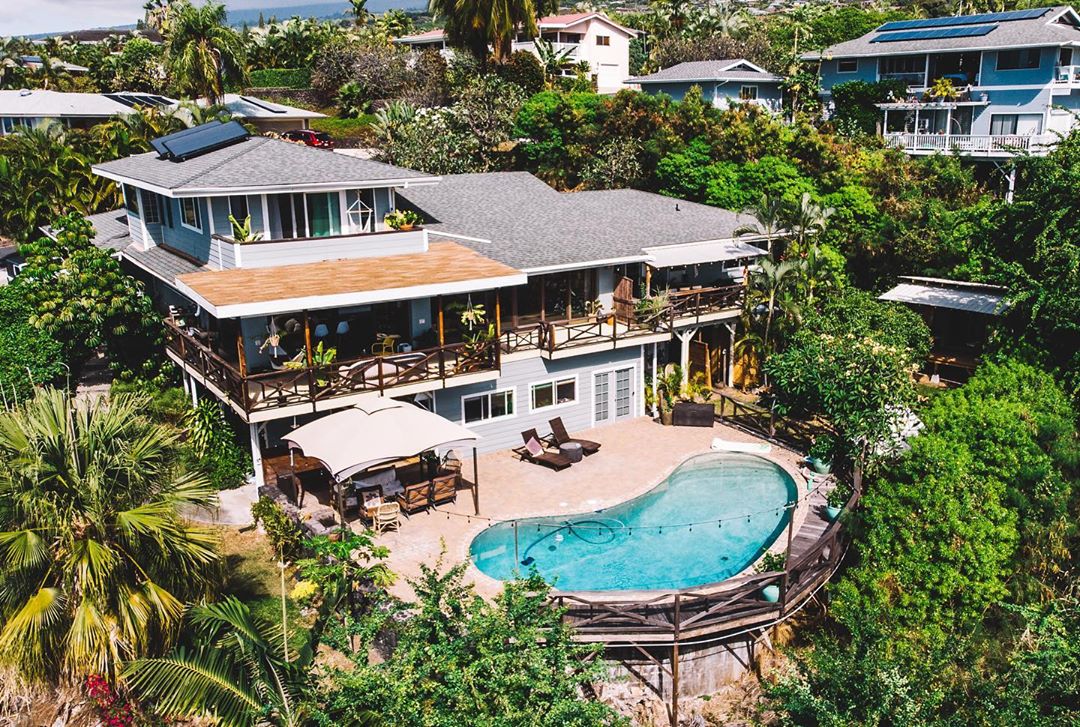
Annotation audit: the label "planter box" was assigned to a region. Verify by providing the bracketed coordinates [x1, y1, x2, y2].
[672, 402, 715, 427]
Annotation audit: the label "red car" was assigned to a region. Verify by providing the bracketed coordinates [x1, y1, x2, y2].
[282, 129, 334, 149]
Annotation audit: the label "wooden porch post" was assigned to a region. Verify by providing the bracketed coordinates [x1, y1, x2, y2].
[511, 286, 519, 328]
[539, 281, 546, 322]
[236, 332, 247, 377]
[303, 311, 314, 369]
[645, 265, 653, 296]
[437, 296, 445, 346]
[494, 290, 502, 337]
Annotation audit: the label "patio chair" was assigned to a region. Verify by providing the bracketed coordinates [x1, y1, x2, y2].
[431, 472, 459, 505]
[518, 430, 572, 471]
[548, 417, 601, 456]
[396, 481, 434, 514]
[372, 501, 401, 533]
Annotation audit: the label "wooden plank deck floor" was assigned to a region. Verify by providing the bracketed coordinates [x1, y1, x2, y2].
[789, 472, 835, 561]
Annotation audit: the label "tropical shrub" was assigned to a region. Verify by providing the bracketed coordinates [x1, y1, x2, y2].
[185, 401, 250, 491]
[250, 497, 304, 561]
[249, 67, 310, 89]
[0, 282, 66, 402]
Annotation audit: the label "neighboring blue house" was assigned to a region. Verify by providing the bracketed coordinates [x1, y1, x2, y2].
[627, 60, 784, 112]
[807, 5, 1080, 157]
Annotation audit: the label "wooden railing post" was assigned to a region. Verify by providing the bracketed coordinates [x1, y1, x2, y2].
[438, 346, 446, 380]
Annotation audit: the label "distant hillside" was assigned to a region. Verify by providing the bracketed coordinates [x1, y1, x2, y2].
[226, 0, 426, 25]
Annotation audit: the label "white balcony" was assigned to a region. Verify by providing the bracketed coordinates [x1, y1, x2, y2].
[1055, 65, 1080, 83]
[511, 39, 580, 58]
[210, 228, 428, 270]
[884, 132, 1052, 157]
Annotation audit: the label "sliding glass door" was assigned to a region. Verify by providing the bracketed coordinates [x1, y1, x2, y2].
[271, 192, 342, 239]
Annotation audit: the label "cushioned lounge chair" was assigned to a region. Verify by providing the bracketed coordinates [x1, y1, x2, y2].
[518, 429, 572, 471]
[548, 417, 601, 455]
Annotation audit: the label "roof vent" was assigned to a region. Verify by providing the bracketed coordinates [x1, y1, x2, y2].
[150, 120, 250, 162]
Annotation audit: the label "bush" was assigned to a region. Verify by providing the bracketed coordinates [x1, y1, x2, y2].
[830, 80, 908, 136]
[496, 50, 545, 96]
[250, 497, 304, 561]
[249, 68, 311, 89]
[0, 282, 66, 402]
[186, 400, 251, 491]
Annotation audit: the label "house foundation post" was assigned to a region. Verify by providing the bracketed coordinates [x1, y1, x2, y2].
[724, 322, 736, 387]
[249, 423, 265, 489]
[676, 327, 698, 386]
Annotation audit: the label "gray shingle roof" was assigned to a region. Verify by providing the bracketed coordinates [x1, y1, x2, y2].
[628, 60, 782, 84]
[82, 209, 208, 282]
[400, 172, 758, 270]
[85, 209, 132, 252]
[807, 5, 1080, 59]
[92, 136, 436, 194]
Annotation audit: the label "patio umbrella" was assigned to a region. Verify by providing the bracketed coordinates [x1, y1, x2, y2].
[282, 395, 481, 482]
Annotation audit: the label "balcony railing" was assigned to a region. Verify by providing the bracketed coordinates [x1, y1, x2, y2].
[165, 320, 499, 415]
[512, 39, 579, 56]
[209, 227, 426, 270]
[498, 285, 746, 355]
[884, 132, 1050, 155]
[1055, 65, 1080, 83]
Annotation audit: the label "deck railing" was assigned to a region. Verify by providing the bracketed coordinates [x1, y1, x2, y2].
[164, 320, 499, 415]
[713, 392, 820, 452]
[666, 285, 744, 325]
[884, 132, 1049, 155]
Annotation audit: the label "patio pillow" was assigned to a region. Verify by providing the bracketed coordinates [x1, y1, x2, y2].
[525, 437, 545, 457]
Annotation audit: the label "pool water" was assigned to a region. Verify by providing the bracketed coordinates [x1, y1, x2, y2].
[469, 452, 798, 591]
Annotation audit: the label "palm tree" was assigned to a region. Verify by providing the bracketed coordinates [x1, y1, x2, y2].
[166, 0, 247, 104]
[786, 192, 834, 304]
[533, 37, 574, 87]
[429, 0, 539, 63]
[375, 9, 414, 38]
[0, 389, 219, 683]
[742, 258, 805, 378]
[349, 0, 370, 27]
[735, 192, 785, 259]
[124, 598, 312, 727]
[143, 0, 176, 34]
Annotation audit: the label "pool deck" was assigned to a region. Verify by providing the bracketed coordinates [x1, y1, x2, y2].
[363, 416, 814, 601]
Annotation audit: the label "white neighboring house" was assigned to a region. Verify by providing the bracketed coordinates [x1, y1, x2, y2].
[0, 89, 324, 136]
[395, 12, 639, 94]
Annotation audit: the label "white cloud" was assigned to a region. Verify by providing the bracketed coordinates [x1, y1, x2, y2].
[0, 0, 147, 36]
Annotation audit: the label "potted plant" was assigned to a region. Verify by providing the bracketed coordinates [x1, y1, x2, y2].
[384, 209, 422, 231]
[672, 372, 715, 427]
[756, 551, 786, 602]
[654, 365, 682, 425]
[824, 481, 851, 521]
[808, 434, 836, 475]
[926, 77, 959, 102]
[228, 214, 263, 242]
[634, 289, 671, 329]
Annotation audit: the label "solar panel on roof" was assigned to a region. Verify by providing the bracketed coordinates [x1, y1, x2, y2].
[106, 92, 175, 109]
[870, 24, 998, 42]
[877, 7, 1049, 32]
[239, 95, 286, 114]
[150, 120, 222, 157]
[159, 120, 249, 161]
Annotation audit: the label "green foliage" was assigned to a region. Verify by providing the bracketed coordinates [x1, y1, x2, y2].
[250, 497, 304, 562]
[0, 389, 218, 683]
[766, 290, 928, 459]
[314, 560, 625, 726]
[165, 0, 247, 103]
[830, 80, 909, 136]
[248, 67, 311, 89]
[18, 214, 166, 384]
[496, 49, 545, 95]
[0, 282, 66, 402]
[185, 401, 251, 491]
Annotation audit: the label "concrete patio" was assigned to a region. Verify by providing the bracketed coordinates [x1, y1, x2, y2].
[364, 416, 808, 600]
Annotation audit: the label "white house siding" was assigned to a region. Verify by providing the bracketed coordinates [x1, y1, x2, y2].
[433, 346, 644, 454]
[569, 18, 634, 93]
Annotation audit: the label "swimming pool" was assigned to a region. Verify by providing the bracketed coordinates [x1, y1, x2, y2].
[469, 452, 799, 591]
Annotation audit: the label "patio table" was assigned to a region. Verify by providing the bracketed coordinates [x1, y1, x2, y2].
[559, 441, 584, 463]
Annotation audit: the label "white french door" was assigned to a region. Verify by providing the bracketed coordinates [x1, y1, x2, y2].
[593, 365, 635, 426]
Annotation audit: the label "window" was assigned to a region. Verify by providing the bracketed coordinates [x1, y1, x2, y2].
[996, 49, 1040, 71]
[229, 195, 249, 223]
[462, 389, 515, 424]
[530, 376, 577, 411]
[180, 198, 202, 231]
[141, 190, 162, 224]
[879, 55, 925, 81]
[595, 35, 610, 46]
[124, 184, 140, 215]
[739, 85, 759, 100]
[990, 114, 1018, 135]
[837, 58, 858, 73]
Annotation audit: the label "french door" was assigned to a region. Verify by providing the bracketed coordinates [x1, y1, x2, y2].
[593, 366, 635, 426]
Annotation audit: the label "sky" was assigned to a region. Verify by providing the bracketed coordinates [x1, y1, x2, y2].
[0, 0, 333, 37]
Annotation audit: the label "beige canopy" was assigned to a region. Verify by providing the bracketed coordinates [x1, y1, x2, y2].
[283, 396, 481, 482]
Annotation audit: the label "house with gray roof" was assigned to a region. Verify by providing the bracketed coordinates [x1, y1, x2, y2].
[627, 60, 784, 112]
[87, 121, 767, 479]
[807, 5, 1080, 157]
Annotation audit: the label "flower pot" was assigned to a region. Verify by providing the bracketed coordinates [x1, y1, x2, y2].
[760, 585, 780, 603]
[825, 505, 842, 521]
[810, 457, 832, 475]
[660, 408, 673, 426]
[398, 223, 414, 231]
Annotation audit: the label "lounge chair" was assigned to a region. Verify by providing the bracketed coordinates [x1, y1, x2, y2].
[431, 473, 459, 505]
[548, 417, 601, 455]
[396, 481, 433, 514]
[518, 430, 572, 471]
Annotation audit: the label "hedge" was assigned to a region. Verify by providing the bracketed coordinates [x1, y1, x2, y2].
[249, 68, 311, 89]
